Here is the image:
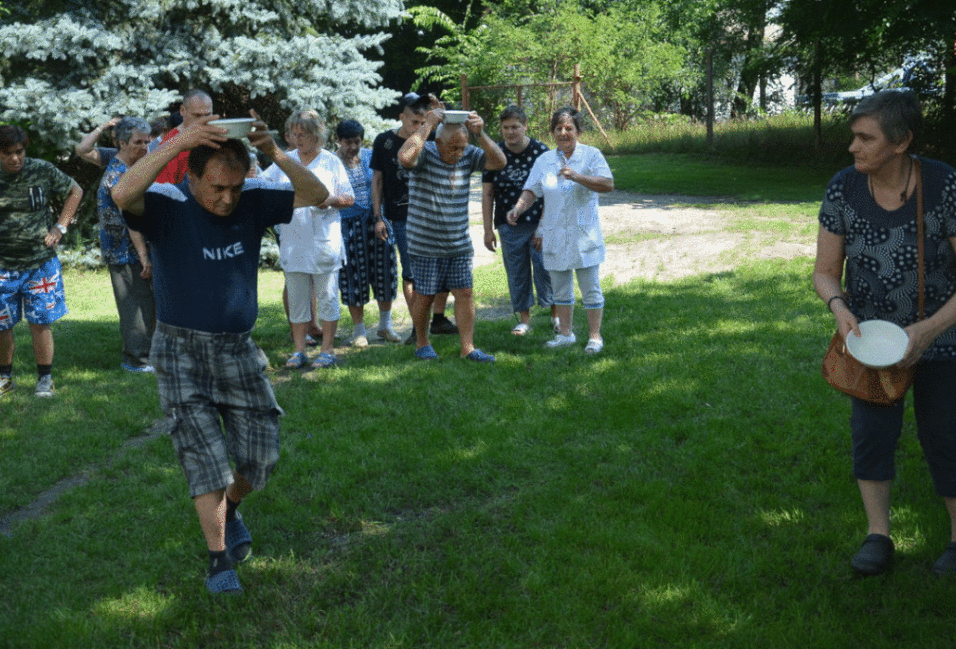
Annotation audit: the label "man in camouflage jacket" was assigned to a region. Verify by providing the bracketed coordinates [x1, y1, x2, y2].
[0, 125, 83, 397]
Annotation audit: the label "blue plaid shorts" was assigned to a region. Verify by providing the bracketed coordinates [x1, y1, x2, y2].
[152, 322, 283, 498]
[410, 254, 473, 296]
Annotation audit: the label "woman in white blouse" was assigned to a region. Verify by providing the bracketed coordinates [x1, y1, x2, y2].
[507, 107, 614, 353]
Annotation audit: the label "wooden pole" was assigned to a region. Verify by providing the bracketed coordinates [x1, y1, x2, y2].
[461, 74, 470, 110]
[573, 64, 582, 110]
[706, 49, 714, 148]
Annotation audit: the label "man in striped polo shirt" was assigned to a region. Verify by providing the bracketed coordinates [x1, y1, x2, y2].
[398, 96, 506, 362]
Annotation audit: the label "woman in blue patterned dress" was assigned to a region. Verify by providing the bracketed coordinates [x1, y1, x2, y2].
[335, 119, 400, 347]
[813, 90, 956, 576]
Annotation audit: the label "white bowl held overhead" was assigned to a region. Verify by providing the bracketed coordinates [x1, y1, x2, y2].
[845, 319, 909, 369]
[443, 110, 470, 124]
[210, 117, 255, 139]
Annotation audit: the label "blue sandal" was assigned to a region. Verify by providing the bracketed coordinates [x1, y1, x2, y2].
[415, 345, 438, 360]
[312, 352, 338, 368]
[205, 568, 243, 594]
[225, 510, 253, 563]
[464, 349, 495, 363]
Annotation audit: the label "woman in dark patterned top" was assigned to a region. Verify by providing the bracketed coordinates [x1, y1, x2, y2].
[813, 90, 956, 577]
[482, 105, 556, 335]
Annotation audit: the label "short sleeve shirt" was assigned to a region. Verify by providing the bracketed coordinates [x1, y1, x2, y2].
[818, 157, 956, 361]
[0, 158, 76, 270]
[406, 141, 485, 258]
[124, 179, 294, 333]
[97, 157, 142, 265]
[523, 144, 612, 271]
[340, 148, 373, 219]
[482, 138, 548, 227]
[370, 130, 411, 221]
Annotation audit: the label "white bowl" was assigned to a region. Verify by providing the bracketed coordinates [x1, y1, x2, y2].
[210, 117, 255, 139]
[845, 319, 909, 368]
[443, 110, 470, 124]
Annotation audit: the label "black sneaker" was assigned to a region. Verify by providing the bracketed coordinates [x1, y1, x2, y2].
[933, 541, 956, 576]
[430, 315, 459, 335]
[851, 533, 894, 575]
[404, 327, 417, 345]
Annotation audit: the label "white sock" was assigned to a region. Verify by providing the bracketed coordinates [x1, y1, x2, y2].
[379, 310, 392, 330]
[354, 322, 367, 337]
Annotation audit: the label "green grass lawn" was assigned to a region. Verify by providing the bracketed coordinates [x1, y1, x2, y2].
[609, 153, 836, 202]
[1, 156, 951, 648]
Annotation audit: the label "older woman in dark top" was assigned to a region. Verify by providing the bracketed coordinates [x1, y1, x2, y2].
[814, 90, 956, 576]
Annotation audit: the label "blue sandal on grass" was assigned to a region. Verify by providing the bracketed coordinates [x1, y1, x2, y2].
[464, 349, 495, 363]
[205, 568, 243, 594]
[415, 345, 438, 360]
[312, 352, 337, 368]
[225, 510, 253, 563]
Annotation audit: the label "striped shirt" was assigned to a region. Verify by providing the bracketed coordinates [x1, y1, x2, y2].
[406, 141, 485, 258]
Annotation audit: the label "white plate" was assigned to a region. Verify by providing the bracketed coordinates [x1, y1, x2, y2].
[210, 117, 255, 139]
[443, 110, 470, 124]
[845, 319, 909, 368]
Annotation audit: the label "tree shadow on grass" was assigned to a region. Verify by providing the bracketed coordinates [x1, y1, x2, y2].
[2, 260, 953, 647]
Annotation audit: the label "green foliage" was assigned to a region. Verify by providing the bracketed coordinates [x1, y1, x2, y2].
[412, 0, 692, 129]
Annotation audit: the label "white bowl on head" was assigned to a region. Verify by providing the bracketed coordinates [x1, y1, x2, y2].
[846, 319, 909, 369]
[210, 117, 255, 139]
[443, 110, 470, 124]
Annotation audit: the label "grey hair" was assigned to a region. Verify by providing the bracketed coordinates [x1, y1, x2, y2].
[285, 110, 327, 146]
[850, 90, 923, 148]
[436, 122, 467, 142]
[114, 117, 151, 145]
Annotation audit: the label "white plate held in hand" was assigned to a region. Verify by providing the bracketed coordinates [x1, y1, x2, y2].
[845, 320, 909, 369]
[209, 118, 255, 139]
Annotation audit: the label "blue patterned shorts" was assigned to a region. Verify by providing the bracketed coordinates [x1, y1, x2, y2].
[0, 256, 68, 329]
[410, 254, 473, 296]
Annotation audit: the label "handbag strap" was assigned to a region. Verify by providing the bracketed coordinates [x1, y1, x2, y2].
[914, 156, 925, 320]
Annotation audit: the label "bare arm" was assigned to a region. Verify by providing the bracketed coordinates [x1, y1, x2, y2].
[75, 118, 120, 167]
[505, 189, 538, 226]
[398, 94, 443, 169]
[398, 113, 440, 170]
[898, 236, 956, 366]
[562, 167, 614, 192]
[128, 229, 152, 279]
[372, 170, 389, 241]
[44, 182, 83, 247]
[112, 116, 226, 215]
[813, 225, 859, 340]
[481, 181, 497, 252]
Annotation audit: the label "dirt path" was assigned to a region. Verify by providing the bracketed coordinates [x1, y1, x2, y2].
[469, 187, 816, 284]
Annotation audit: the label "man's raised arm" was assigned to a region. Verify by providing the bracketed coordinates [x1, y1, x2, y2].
[247, 111, 328, 208]
[112, 114, 227, 216]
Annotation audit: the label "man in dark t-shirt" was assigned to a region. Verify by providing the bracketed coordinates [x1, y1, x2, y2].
[113, 112, 328, 595]
[371, 92, 456, 342]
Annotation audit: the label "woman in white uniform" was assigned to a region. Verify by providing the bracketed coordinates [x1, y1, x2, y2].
[507, 107, 614, 353]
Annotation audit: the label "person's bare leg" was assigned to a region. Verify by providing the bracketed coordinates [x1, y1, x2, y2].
[858, 479, 892, 537]
[194, 489, 227, 551]
[225, 472, 253, 508]
[945, 497, 956, 542]
[320, 320, 338, 356]
[586, 307, 603, 341]
[452, 288, 476, 356]
[413, 292, 435, 348]
[434, 292, 450, 316]
[290, 321, 309, 355]
[29, 323, 54, 365]
[0, 329, 14, 366]
[555, 304, 573, 337]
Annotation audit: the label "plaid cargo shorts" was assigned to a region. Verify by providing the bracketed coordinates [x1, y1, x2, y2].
[152, 321, 283, 498]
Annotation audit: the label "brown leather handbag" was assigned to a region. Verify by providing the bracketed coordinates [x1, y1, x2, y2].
[821, 158, 924, 406]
